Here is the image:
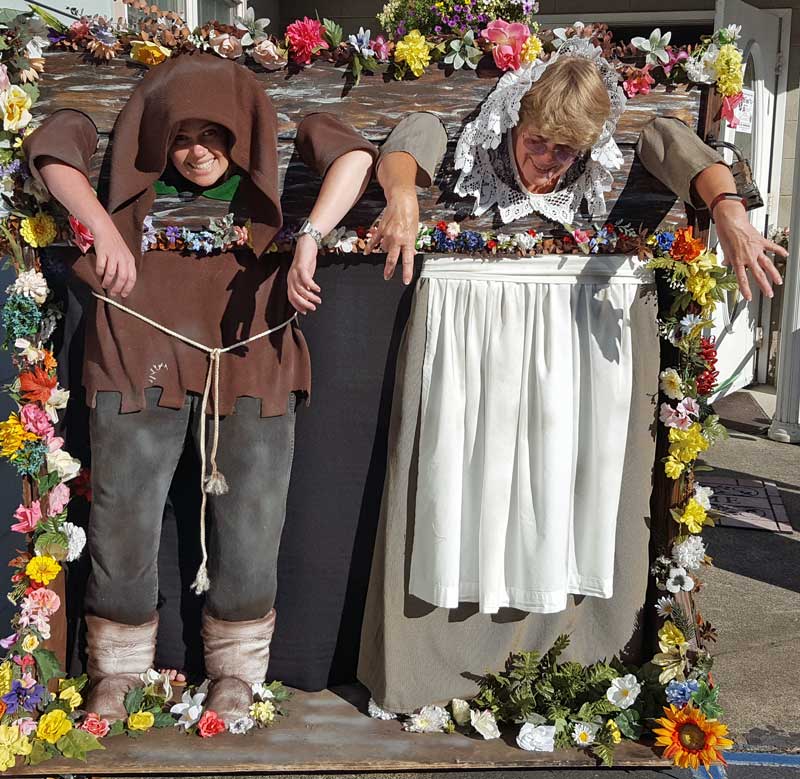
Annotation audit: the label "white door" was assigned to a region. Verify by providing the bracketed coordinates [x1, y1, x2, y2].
[709, 0, 786, 398]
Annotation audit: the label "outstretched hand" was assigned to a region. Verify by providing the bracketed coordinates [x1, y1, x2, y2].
[364, 184, 419, 285]
[713, 200, 787, 301]
[287, 234, 321, 314]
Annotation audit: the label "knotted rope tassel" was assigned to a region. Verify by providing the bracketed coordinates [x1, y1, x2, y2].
[92, 293, 297, 595]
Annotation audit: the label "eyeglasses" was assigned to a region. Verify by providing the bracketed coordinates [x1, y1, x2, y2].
[520, 132, 580, 166]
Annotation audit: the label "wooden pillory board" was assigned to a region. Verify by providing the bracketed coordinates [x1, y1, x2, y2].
[16, 51, 722, 775]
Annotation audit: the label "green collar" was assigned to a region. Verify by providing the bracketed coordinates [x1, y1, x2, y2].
[154, 173, 241, 202]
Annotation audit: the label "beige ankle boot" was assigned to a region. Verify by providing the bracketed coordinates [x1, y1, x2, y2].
[85, 614, 159, 722]
[202, 609, 276, 725]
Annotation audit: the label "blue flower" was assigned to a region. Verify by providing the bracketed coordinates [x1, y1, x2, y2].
[348, 27, 374, 57]
[12, 440, 47, 477]
[432, 228, 456, 253]
[458, 230, 485, 253]
[665, 679, 700, 706]
[657, 232, 676, 252]
[2, 679, 45, 714]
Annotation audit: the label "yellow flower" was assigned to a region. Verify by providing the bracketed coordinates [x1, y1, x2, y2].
[714, 44, 744, 98]
[0, 85, 32, 132]
[606, 720, 622, 745]
[21, 634, 39, 653]
[668, 423, 709, 464]
[394, 30, 431, 78]
[25, 555, 61, 585]
[127, 709, 154, 731]
[690, 252, 718, 273]
[520, 35, 543, 64]
[652, 642, 688, 685]
[654, 704, 734, 770]
[664, 456, 685, 480]
[20, 212, 58, 248]
[130, 40, 172, 67]
[59, 686, 82, 711]
[36, 709, 73, 744]
[674, 497, 712, 534]
[0, 414, 37, 459]
[686, 273, 717, 306]
[658, 621, 687, 648]
[0, 723, 31, 771]
[0, 663, 12, 697]
[249, 700, 276, 725]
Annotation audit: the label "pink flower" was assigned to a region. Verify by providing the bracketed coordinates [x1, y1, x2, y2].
[250, 38, 286, 70]
[480, 20, 530, 72]
[0, 64, 10, 91]
[69, 215, 94, 254]
[572, 228, 592, 244]
[678, 396, 700, 419]
[663, 47, 689, 76]
[69, 19, 90, 39]
[285, 17, 328, 65]
[47, 435, 65, 453]
[25, 587, 61, 615]
[46, 482, 71, 515]
[11, 501, 42, 534]
[370, 35, 389, 61]
[197, 709, 227, 737]
[20, 403, 54, 437]
[660, 402, 692, 430]
[210, 33, 243, 59]
[0, 633, 18, 649]
[81, 713, 111, 737]
[16, 718, 37, 737]
[20, 672, 37, 689]
[623, 65, 655, 98]
[720, 92, 744, 129]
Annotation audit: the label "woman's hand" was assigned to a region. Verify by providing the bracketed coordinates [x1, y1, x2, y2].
[364, 184, 420, 285]
[287, 234, 321, 314]
[93, 224, 137, 298]
[713, 200, 787, 301]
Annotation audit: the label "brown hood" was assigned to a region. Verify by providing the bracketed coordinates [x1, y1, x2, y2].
[106, 50, 281, 257]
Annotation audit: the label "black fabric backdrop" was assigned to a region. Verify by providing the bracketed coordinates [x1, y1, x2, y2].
[47, 252, 416, 690]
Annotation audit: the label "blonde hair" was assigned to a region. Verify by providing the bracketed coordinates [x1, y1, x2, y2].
[518, 57, 612, 151]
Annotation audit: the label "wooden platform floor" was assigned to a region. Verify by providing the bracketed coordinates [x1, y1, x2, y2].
[8, 685, 671, 776]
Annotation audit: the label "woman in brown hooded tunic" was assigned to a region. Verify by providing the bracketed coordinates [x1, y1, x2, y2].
[23, 51, 377, 724]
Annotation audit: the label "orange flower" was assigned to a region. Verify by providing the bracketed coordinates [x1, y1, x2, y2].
[42, 350, 57, 372]
[653, 704, 734, 770]
[19, 366, 56, 404]
[0, 700, 7, 718]
[670, 227, 704, 263]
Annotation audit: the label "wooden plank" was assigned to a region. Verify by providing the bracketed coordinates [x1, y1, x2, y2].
[36, 53, 703, 143]
[5, 687, 671, 776]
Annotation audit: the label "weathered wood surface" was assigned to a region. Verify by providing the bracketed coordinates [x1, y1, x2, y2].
[34, 52, 703, 232]
[6, 686, 670, 776]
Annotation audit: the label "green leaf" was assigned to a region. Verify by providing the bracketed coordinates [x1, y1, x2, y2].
[124, 687, 145, 715]
[56, 728, 105, 761]
[350, 54, 362, 85]
[35, 470, 61, 494]
[322, 17, 342, 47]
[0, 8, 26, 24]
[28, 3, 66, 31]
[691, 681, 723, 719]
[20, 82, 39, 103]
[33, 648, 65, 685]
[152, 711, 175, 729]
[35, 530, 68, 558]
[592, 741, 615, 767]
[26, 739, 55, 766]
[107, 719, 126, 738]
[615, 708, 642, 739]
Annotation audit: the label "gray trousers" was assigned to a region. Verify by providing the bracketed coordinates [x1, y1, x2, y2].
[85, 388, 296, 625]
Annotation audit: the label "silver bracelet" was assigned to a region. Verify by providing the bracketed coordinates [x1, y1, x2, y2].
[295, 218, 323, 248]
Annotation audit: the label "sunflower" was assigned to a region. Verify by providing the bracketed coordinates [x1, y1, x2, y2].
[653, 704, 733, 769]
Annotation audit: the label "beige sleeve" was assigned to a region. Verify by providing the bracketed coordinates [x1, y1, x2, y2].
[377, 112, 448, 188]
[635, 116, 725, 207]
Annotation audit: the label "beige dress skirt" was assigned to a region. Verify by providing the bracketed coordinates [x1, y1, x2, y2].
[357, 256, 660, 714]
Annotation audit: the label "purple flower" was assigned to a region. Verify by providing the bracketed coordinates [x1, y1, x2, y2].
[47, 29, 67, 44]
[434, 25, 442, 33]
[2, 679, 45, 714]
[0, 633, 18, 649]
[165, 225, 182, 243]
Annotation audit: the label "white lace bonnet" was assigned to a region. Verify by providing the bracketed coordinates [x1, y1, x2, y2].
[454, 36, 627, 225]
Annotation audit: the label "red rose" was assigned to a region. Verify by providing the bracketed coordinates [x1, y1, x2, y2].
[197, 710, 226, 738]
[69, 215, 94, 254]
[81, 713, 111, 737]
[436, 221, 447, 231]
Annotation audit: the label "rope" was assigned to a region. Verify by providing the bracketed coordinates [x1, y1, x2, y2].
[93, 292, 298, 594]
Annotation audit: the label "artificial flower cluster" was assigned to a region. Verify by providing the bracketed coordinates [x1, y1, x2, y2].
[371, 632, 731, 769]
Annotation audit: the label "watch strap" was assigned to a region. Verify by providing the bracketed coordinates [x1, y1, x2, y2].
[709, 192, 746, 220]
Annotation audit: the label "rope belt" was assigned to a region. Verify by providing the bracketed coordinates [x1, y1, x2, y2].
[93, 292, 298, 595]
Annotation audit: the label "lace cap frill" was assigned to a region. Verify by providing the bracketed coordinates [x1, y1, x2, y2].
[453, 37, 627, 225]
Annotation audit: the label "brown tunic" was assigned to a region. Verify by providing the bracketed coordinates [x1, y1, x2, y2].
[24, 53, 377, 416]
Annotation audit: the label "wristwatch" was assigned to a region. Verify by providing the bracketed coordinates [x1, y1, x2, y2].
[295, 218, 324, 248]
[709, 192, 746, 221]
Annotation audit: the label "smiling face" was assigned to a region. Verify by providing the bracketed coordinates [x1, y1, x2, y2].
[169, 119, 231, 187]
[512, 125, 580, 193]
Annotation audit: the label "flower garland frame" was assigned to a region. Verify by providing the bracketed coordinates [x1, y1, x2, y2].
[0, 3, 742, 771]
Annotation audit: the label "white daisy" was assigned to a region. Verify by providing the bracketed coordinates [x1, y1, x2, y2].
[655, 596, 676, 618]
[572, 722, 598, 746]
